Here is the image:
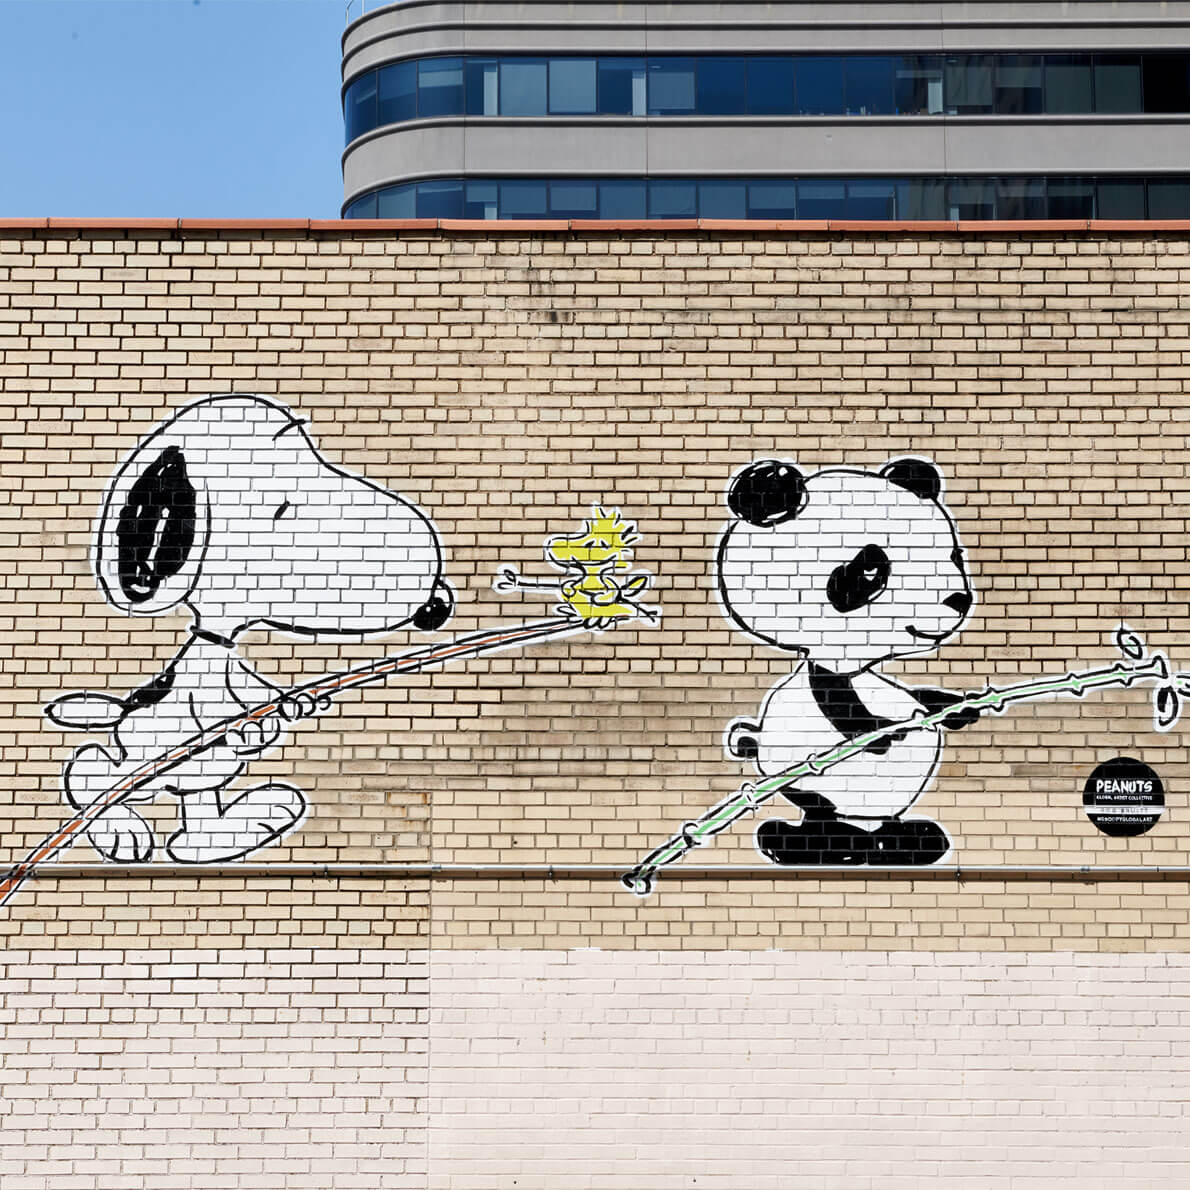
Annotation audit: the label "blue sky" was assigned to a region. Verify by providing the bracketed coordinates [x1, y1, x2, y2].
[0, 0, 348, 218]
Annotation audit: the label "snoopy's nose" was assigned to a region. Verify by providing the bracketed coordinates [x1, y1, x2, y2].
[943, 592, 972, 617]
[412, 581, 454, 632]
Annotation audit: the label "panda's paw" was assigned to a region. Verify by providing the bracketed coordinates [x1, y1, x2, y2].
[755, 817, 871, 866]
[726, 719, 762, 761]
[869, 817, 951, 865]
[939, 704, 981, 731]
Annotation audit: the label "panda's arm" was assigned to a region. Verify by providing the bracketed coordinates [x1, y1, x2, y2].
[908, 685, 981, 730]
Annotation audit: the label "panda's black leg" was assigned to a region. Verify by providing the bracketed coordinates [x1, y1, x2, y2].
[755, 801, 872, 866]
[868, 817, 951, 865]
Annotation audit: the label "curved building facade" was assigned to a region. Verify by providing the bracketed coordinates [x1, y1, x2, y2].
[341, 1, 1190, 220]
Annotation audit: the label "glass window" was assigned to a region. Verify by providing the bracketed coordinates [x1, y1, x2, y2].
[345, 192, 378, 219]
[598, 58, 646, 115]
[598, 180, 647, 218]
[1095, 56, 1142, 113]
[464, 181, 498, 219]
[895, 179, 947, 220]
[995, 177, 1046, 219]
[747, 58, 795, 115]
[994, 56, 1042, 114]
[345, 73, 377, 144]
[418, 58, 464, 118]
[649, 59, 696, 115]
[649, 181, 697, 218]
[797, 180, 845, 218]
[697, 57, 747, 114]
[846, 180, 896, 218]
[1044, 56, 1093, 114]
[550, 181, 599, 217]
[1143, 55, 1190, 113]
[378, 60, 417, 125]
[500, 180, 548, 218]
[749, 181, 797, 218]
[946, 55, 993, 113]
[894, 56, 943, 115]
[699, 180, 747, 218]
[500, 60, 548, 116]
[948, 179, 995, 220]
[1147, 178, 1190, 218]
[844, 57, 895, 115]
[415, 180, 463, 218]
[377, 184, 417, 219]
[795, 57, 844, 114]
[465, 59, 499, 115]
[550, 59, 597, 114]
[1097, 179, 1146, 219]
[1047, 178, 1094, 219]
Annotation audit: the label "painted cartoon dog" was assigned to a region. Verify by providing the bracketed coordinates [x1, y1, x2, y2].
[45, 395, 453, 864]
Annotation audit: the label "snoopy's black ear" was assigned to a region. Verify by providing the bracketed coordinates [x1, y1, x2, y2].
[881, 457, 943, 502]
[116, 446, 197, 604]
[726, 460, 808, 527]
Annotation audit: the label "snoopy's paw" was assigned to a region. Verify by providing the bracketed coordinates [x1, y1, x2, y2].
[166, 783, 306, 863]
[86, 805, 154, 864]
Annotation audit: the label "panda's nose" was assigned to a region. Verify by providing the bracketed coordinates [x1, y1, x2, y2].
[943, 592, 972, 616]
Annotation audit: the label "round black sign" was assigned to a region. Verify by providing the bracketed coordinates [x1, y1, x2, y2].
[1083, 757, 1165, 838]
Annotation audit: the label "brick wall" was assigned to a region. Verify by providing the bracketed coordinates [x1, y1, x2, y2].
[1, 225, 1188, 1186]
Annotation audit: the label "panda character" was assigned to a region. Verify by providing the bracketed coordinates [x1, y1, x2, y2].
[716, 456, 978, 865]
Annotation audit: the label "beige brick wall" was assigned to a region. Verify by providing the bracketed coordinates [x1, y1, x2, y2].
[2, 227, 1189, 1185]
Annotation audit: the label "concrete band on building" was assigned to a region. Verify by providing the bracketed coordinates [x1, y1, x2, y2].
[341, 1, 1190, 220]
[3, 220, 1190, 1187]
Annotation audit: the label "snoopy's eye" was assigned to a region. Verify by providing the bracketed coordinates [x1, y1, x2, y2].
[272, 499, 294, 522]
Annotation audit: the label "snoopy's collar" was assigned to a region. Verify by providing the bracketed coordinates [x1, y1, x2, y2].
[191, 627, 238, 649]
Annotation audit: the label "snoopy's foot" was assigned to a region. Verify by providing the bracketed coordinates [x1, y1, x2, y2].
[869, 817, 951, 865]
[86, 804, 155, 863]
[166, 783, 307, 863]
[755, 815, 872, 866]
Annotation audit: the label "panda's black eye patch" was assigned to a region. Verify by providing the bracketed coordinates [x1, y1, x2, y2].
[827, 544, 891, 613]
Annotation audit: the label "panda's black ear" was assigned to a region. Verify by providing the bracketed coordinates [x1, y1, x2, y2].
[881, 457, 943, 502]
[726, 460, 808, 527]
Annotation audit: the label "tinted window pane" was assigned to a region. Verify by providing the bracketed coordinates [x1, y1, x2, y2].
[1044, 56, 1093, 114]
[465, 181, 498, 219]
[895, 56, 943, 114]
[1143, 55, 1190, 113]
[1148, 178, 1190, 218]
[846, 180, 896, 218]
[500, 180, 548, 217]
[746, 58, 795, 114]
[1097, 179, 1146, 219]
[796, 180, 844, 218]
[844, 56, 895, 115]
[699, 181, 746, 218]
[1047, 179, 1094, 219]
[946, 55, 993, 112]
[378, 60, 417, 125]
[995, 57, 1042, 114]
[1095, 56, 1142, 113]
[598, 180, 646, 218]
[550, 59, 597, 114]
[550, 181, 599, 217]
[418, 59, 464, 117]
[795, 57, 844, 114]
[416, 181, 462, 218]
[649, 60, 696, 114]
[465, 59, 499, 115]
[748, 181, 797, 218]
[649, 181, 697, 218]
[697, 57, 747, 114]
[377, 185, 417, 218]
[948, 179, 995, 220]
[345, 74, 377, 144]
[599, 58, 646, 115]
[895, 179, 947, 220]
[996, 178, 1046, 219]
[345, 192, 378, 219]
[501, 60, 548, 116]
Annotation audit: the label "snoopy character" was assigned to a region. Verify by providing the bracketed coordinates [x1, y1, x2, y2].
[45, 395, 454, 864]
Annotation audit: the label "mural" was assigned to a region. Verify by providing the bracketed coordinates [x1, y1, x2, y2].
[621, 459, 1188, 896]
[0, 396, 657, 907]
